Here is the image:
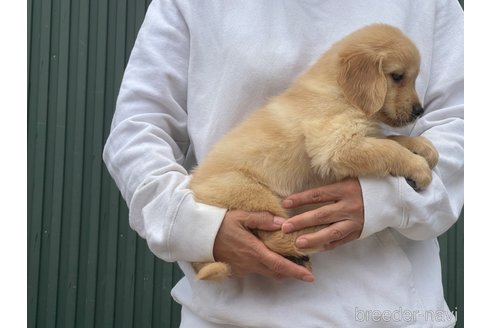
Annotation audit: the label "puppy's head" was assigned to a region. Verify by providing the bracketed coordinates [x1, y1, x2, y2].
[336, 24, 423, 127]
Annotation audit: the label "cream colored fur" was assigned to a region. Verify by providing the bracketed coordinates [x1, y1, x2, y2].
[188, 24, 439, 280]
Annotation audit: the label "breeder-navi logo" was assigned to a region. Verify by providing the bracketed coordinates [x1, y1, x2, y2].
[354, 307, 457, 324]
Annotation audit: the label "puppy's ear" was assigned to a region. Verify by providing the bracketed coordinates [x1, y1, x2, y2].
[337, 50, 387, 115]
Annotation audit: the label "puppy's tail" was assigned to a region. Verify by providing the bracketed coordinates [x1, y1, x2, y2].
[192, 261, 231, 281]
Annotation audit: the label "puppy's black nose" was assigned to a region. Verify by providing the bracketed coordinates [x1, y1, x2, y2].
[412, 104, 424, 118]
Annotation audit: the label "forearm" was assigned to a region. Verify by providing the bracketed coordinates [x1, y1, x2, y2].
[360, 114, 463, 241]
[360, 116, 463, 240]
[359, 170, 462, 241]
[360, 0, 464, 240]
[103, 0, 227, 262]
[103, 116, 227, 262]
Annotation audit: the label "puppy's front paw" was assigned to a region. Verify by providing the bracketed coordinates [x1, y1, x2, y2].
[408, 156, 433, 190]
[405, 178, 418, 190]
[412, 137, 439, 169]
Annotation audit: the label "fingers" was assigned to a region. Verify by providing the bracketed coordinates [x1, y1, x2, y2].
[282, 186, 340, 208]
[294, 220, 362, 251]
[326, 230, 360, 250]
[282, 185, 340, 209]
[239, 210, 286, 231]
[282, 179, 363, 234]
[215, 210, 314, 282]
[232, 263, 288, 280]
[254, 242, 315, 282]
[278, 179, 364, 253]
[232, 237, 314, 282]
[283, 178, 360, 209]
[282, 202, 344, 233]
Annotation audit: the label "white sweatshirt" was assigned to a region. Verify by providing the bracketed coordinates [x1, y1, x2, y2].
[103, 0, 464, 327]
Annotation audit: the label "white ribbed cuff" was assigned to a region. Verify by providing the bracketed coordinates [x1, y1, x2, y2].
[170, 193, 227, 262]
[358, 176, 403, 239]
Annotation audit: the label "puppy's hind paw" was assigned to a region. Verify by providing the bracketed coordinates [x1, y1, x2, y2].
[285, 255, 312, 271]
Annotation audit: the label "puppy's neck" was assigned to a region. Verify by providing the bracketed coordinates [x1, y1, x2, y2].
[287, 47, 350, 105]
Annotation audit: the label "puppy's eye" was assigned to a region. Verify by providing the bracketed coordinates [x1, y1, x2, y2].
[391, 73, 404, 82]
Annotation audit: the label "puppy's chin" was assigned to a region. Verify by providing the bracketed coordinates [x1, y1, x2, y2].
[372, 110, 416, 128]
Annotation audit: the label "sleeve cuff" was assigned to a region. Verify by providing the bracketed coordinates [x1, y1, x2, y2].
[170, 193, 227, 262]
[358, 176, 403, 239]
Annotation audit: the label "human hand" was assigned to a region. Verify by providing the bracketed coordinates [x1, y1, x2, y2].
[213, 210, 315, 282]
[281, 178, 364, 251]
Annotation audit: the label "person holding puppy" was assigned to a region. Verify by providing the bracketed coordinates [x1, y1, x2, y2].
[103, 0, 463, 327]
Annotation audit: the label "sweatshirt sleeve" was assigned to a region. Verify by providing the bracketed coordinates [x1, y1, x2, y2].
[102, 0, 226, 262]
[359, 0, 464, 240]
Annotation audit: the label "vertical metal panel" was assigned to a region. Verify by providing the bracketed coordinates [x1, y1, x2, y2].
[28, 0, 183, 327]
[438, 5, 463, 328]
[27, 0, 463, 327]
[439, 210, 464, 328]
[28, 0, 53, 326]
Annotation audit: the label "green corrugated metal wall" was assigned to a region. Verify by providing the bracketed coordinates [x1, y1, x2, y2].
[27, 0, 183, 327]
[27, 0, 464, 327]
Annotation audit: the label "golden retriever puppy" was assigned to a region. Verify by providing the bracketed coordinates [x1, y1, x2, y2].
[189, 24, 439, 280]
